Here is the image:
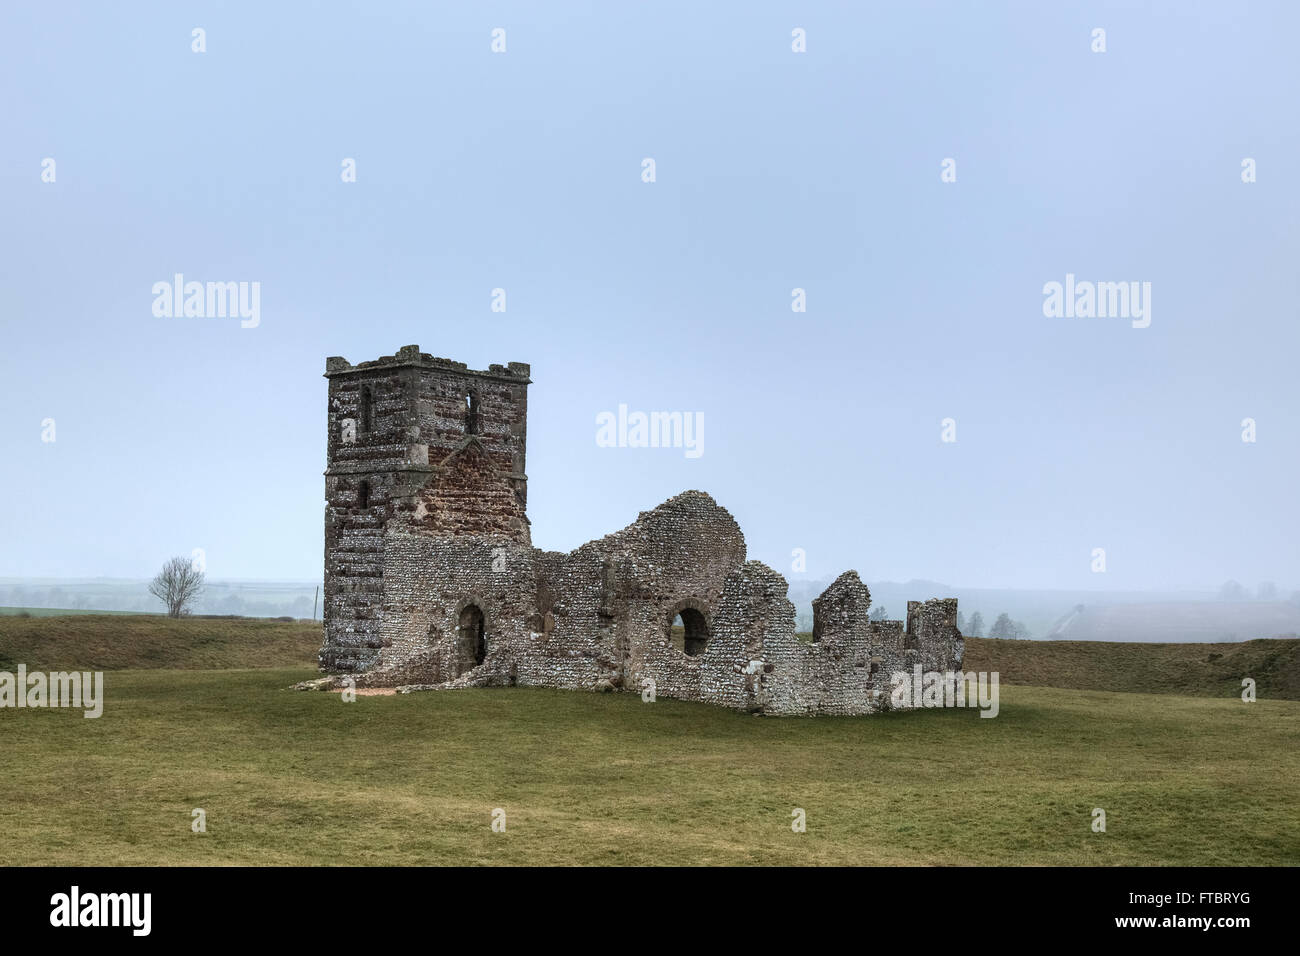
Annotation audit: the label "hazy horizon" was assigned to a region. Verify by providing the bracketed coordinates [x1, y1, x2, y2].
[6, 573, 1298, 644]
[0, 572, 1292, 597]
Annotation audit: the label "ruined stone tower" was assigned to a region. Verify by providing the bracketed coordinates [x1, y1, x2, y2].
[319, 346, 964, 715]
[322, 346, 531, 671]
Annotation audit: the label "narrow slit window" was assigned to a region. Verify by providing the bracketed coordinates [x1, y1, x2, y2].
[465, 391, 480, 435]
[357, 480, 370, 509]
[358, 386, 373, 434]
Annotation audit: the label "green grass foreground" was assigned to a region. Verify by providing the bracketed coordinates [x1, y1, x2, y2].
[1, 668, 1295, 866]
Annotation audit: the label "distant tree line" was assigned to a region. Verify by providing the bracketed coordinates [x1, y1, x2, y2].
[1219, 580, 1300, 604]
[958, 610, 1030, 639]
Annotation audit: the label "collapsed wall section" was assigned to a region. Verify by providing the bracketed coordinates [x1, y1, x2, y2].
[752, 572, 964, 716]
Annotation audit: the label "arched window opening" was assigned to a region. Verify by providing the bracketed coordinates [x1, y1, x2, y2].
[464, 391, 480, 435]
[669, 607, 710, 657]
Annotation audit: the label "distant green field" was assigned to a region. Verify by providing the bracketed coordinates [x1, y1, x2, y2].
[0, 606, 144, 617]
[0, 669, 1294, 866]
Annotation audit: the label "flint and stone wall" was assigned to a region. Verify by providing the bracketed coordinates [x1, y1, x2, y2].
[320, 348, 963, 715]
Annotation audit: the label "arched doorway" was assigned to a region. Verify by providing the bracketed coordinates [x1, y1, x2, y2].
[457, 603, 486, 673]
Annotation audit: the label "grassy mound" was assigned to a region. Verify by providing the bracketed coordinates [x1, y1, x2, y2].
[965, 636, 1300, 700]
[0, 613, 320, 671]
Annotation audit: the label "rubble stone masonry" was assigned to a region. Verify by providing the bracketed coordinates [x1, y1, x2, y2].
[319, 346, 963, 715]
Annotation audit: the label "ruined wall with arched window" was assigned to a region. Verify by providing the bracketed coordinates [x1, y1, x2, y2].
[318, 347, 963, 714]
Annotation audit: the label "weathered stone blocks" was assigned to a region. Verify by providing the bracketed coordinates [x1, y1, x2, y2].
[319, 348, 962, 715]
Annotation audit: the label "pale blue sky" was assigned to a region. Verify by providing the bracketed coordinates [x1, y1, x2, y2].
[2, 1, 1297, 592]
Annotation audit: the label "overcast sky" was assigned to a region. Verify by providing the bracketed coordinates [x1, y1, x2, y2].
[3, 1, 1297, 592]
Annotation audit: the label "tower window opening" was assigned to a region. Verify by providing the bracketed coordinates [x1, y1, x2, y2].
[359, 385, 373, 434]
[465, 391, 480, 435]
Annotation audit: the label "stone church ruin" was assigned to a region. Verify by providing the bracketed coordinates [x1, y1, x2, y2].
[317, 345, 964, 715]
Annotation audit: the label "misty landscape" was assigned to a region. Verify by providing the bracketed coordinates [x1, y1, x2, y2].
[5, 575, 1298, 644]
[2, 2, 1296, 926]
[0, 578, 322, 619]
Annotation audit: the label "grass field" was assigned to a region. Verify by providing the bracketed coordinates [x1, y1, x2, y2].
[1, 614, 1297, 865]
[1, 669, 1295, 865]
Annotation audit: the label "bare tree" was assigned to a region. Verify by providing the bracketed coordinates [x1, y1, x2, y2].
[148, 556, 205, 618]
